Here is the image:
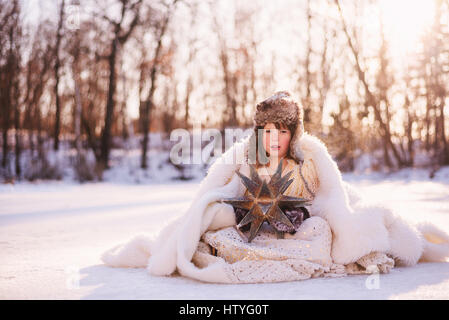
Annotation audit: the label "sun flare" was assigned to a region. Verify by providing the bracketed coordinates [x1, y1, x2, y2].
[380, 0, 436, 56]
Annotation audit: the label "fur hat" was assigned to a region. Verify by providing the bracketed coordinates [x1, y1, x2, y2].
[253, 91, 305, 162]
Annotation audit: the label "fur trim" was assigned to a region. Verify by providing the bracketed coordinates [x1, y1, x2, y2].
[416, 221, 449, 262]
[101, 234, 155, 268]
[254, 91, 300, 128]
[288, 133, 427, 265]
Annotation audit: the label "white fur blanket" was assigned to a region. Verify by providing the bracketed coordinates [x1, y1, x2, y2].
[101, 132, 449, 283]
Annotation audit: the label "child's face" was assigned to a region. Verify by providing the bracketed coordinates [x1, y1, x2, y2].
[263, 122, 292, 159]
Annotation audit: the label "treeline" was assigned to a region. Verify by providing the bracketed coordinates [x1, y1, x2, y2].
[1, 0, 448, 183]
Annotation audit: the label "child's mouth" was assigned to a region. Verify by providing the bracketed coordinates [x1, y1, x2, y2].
[271, 146, 281, 150]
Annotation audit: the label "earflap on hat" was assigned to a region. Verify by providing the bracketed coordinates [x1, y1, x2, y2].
[289, 114, 305, 162]
[246, 127, 270, 166]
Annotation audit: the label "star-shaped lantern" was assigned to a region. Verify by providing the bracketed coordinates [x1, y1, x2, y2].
[220, 159, 312, 242]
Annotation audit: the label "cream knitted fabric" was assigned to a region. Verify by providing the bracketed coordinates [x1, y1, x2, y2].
[193, 219, 395, 283]
[345, 251, 395, 274]
[192, 217, 347, 283]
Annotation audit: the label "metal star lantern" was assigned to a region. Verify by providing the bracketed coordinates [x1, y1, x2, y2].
[220, 159, 312, 242]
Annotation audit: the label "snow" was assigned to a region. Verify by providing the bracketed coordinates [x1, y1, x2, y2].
[1, 168, 449, 299]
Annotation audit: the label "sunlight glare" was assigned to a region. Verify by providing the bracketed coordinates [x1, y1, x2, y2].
[380, 0, 436, 57]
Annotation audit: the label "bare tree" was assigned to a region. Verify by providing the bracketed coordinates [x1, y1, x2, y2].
[53, 0, 66, 151]
[302, 0, 313, 123]
[139, 0, 179, 169]
[335, 0, 406, 169]
[404, 0, 449, 169]
[212, 13, 238, 129]
[183, 2, 200, 129]
[211, 1, 261, 129]
[0, 0, 21, 178]
[97, 0, 143, 169]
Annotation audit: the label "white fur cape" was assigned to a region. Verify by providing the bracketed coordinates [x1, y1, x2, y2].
[101, 132, 449, 283]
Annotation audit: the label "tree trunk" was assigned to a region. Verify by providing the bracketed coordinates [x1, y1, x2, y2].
[14, 93, 21, 179]
[425, 96, 431, 152]
[1, 83, 10, 168]
[53, 0, 65, 151]
[100, 38, 118, 169]
[140, 7, 173, 169]
[303, 0, 312, 122]
[140, 99, 151, 169]
[73, 65, 82, 157]
[438, 99, 449, 164]
[184, 77, 192, 129]
[406, 106, 414, 166]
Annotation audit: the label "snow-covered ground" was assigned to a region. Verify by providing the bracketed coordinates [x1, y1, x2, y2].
[1, 167, 449, 300]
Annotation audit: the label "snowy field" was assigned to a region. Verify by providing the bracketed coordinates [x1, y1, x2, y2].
[1, 168, 449, 300]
